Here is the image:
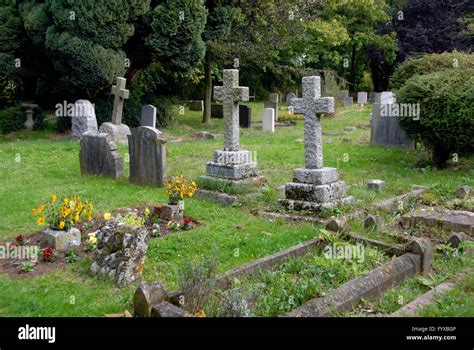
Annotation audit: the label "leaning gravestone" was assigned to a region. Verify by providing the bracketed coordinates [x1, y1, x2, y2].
[279, 76, 353, 211]
[99, 77, 131, 145]
[239, 105, 252, 128]
[79, 131, 123, 179]
[188, 100, 204, 112]
[128, 127, 167, 187]
[262, 108, 275, 133]
[200, 69, 259, 183]
[343, 97, 353, 107]
[370, 93, 415, 150]
[71, 100, 98, 138]
[286, 92, 297, 105]
[357, 92, 368, 105]
[140, 104, 156, 128]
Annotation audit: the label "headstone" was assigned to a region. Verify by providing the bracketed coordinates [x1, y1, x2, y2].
[211, 104, 223, 118]
[21, 103, 38, 130]
[79, 131, 123, 179]
[286, 92, 297, 105]
[262, 108, 275, 133]
[239, 105, 252, 128]
[279, 76, 352, 211]
[374, 93, 382, 103]
[71, 100, 98, 137]
[370, 94, 415, 150]
[266, 93, 279, 121]
[200, 69, 258, 183]
[357, 92, 368, 105]
[368, 92, 376, 103]
[128, 126, 167, 187]
[140, 104, 156, 128]
[188, 100, 204, 112]
[368, 179, 385, 191]
[343, 97, 353, 107]
[99, 77, 131, 145]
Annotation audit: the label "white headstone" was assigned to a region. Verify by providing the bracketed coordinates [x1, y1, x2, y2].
[357, 92, 368, 105]
[262, 108, 275, 133]
[71, 100, 98, 137]
[380, 91, 396, 104]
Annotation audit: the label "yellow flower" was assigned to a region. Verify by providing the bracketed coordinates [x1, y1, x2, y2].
[38, 216, 45, 225]
[38, 204, 45, 212]
[63, 198, 69, 206]
[51, 194, 57, 203]
[144, 208, 150, 216]
[32, 208, 37, 216]
[59, 221, 65, 229]
[195, 310, 206, 317]
[89, 203, 93, 210]
[77, 202, 83, 211]
[75, 214, 79, 222]
[103, 213, 111, 220]
[88, 211, 92, 221]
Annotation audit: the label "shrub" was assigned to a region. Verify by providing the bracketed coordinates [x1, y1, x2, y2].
[396, 66, 474, 167]
[55, 115, 71, 133]
[392, 51, 474, 89]
[0, 105, 23, 134]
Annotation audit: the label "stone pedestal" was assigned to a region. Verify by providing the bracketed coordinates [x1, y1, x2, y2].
[279, 167, 353, 211]
[43, 227, 81, 251]
[202, 150, 258, 181]
[99, 122, 131, 145]
[161, 203, 184, 222]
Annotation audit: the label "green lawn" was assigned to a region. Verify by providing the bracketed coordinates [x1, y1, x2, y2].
[0, 102, 472, 316]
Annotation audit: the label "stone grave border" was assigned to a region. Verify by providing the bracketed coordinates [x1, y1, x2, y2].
[134, 229, 431, 317]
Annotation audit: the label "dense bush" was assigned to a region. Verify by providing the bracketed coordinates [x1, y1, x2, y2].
[0, 105, 23, 134]
[392, 52, 474, 89]
[396, 65, 474, 167]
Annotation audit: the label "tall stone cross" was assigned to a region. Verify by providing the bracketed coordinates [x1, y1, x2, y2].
[111, 77, 129, 125]
[214, 69, 249, 151]
[292, 76, 334, 169]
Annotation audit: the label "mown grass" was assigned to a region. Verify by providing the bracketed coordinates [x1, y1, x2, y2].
[0, 102, 472, 316]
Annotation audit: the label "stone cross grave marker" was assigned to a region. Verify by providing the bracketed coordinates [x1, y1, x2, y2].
[291, 76, 334, 169]
[280, 76, 352, 211]
[213, 69, 249, 151]
[111, 77, 129, 125]
[141, 104, 156, 128]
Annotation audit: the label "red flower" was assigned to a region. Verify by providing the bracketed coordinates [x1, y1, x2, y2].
[43, 247, 55, 262]
[15, 235, 24, 244]
[183, 218, 192, 225]
[146, 221, 153, 228]
[153, 206, 161, 212]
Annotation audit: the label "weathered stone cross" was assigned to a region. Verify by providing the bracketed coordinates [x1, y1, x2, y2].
[111, 77, 129, 125]
[292, 76, 334, 169]
[214, 69, 249, 151]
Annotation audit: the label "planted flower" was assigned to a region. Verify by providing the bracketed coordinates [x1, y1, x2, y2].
[15, 235, 27, 246]
[42, 247, 56, 263]
[165, 175, 197, 205]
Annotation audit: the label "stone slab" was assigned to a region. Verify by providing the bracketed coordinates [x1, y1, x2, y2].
[206, 161, 258, 180]
[285, 181, 348, 203]
[401, 209, 474, 236]
[286, 253, 421, 317]
[195, 189, 239, 205]
[99, 122, 131, 145]
[188, 100, 204, 112]
[262, 108, 275, 132]
[279, 196, 354, 212]
[71, 100, 98, 137]
[140, 104, 156, 128]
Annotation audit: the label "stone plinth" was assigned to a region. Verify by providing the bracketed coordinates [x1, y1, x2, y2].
[161, 203, 184, 222]
[43, 227, 81, 251]
[99, 122, 131, 145]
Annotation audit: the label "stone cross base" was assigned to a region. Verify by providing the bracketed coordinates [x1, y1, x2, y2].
[99, 122, 131, 145]
[204, 149, 258, 180]
[280, 166, 353, 211]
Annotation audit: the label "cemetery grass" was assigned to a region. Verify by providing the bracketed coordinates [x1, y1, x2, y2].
[0, 103, 472, 316]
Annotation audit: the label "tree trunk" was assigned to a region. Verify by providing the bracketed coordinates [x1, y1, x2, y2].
[202, 52, 212, 124]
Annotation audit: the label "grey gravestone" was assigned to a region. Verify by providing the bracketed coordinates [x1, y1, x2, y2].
[71, 100, 98, 137]
[269, 93, 279, 103]
[338, 90, 349, 99]
[380, 91, 396, 104]
[79, 131, 123, 179]
[343, 97, 353, 107]
[99, 77, 131, 145]
[188, 100, 204, 111]
[368, 92, 376, 103]
[128, 127, 167, 187]
[357, 92, 368, 105]
[211, 104, 223, 118]
[201, 69, 258, 182]
[279, 76, 352, 211]
[370, 102, 415, 150]
[141, 104, 156, 128]
[286, 92, 297, 105]
[239, 105, 252, 128]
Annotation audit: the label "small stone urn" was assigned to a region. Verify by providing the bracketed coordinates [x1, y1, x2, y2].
[43, 227, 81, 251]
[161, 200, 184, 222]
